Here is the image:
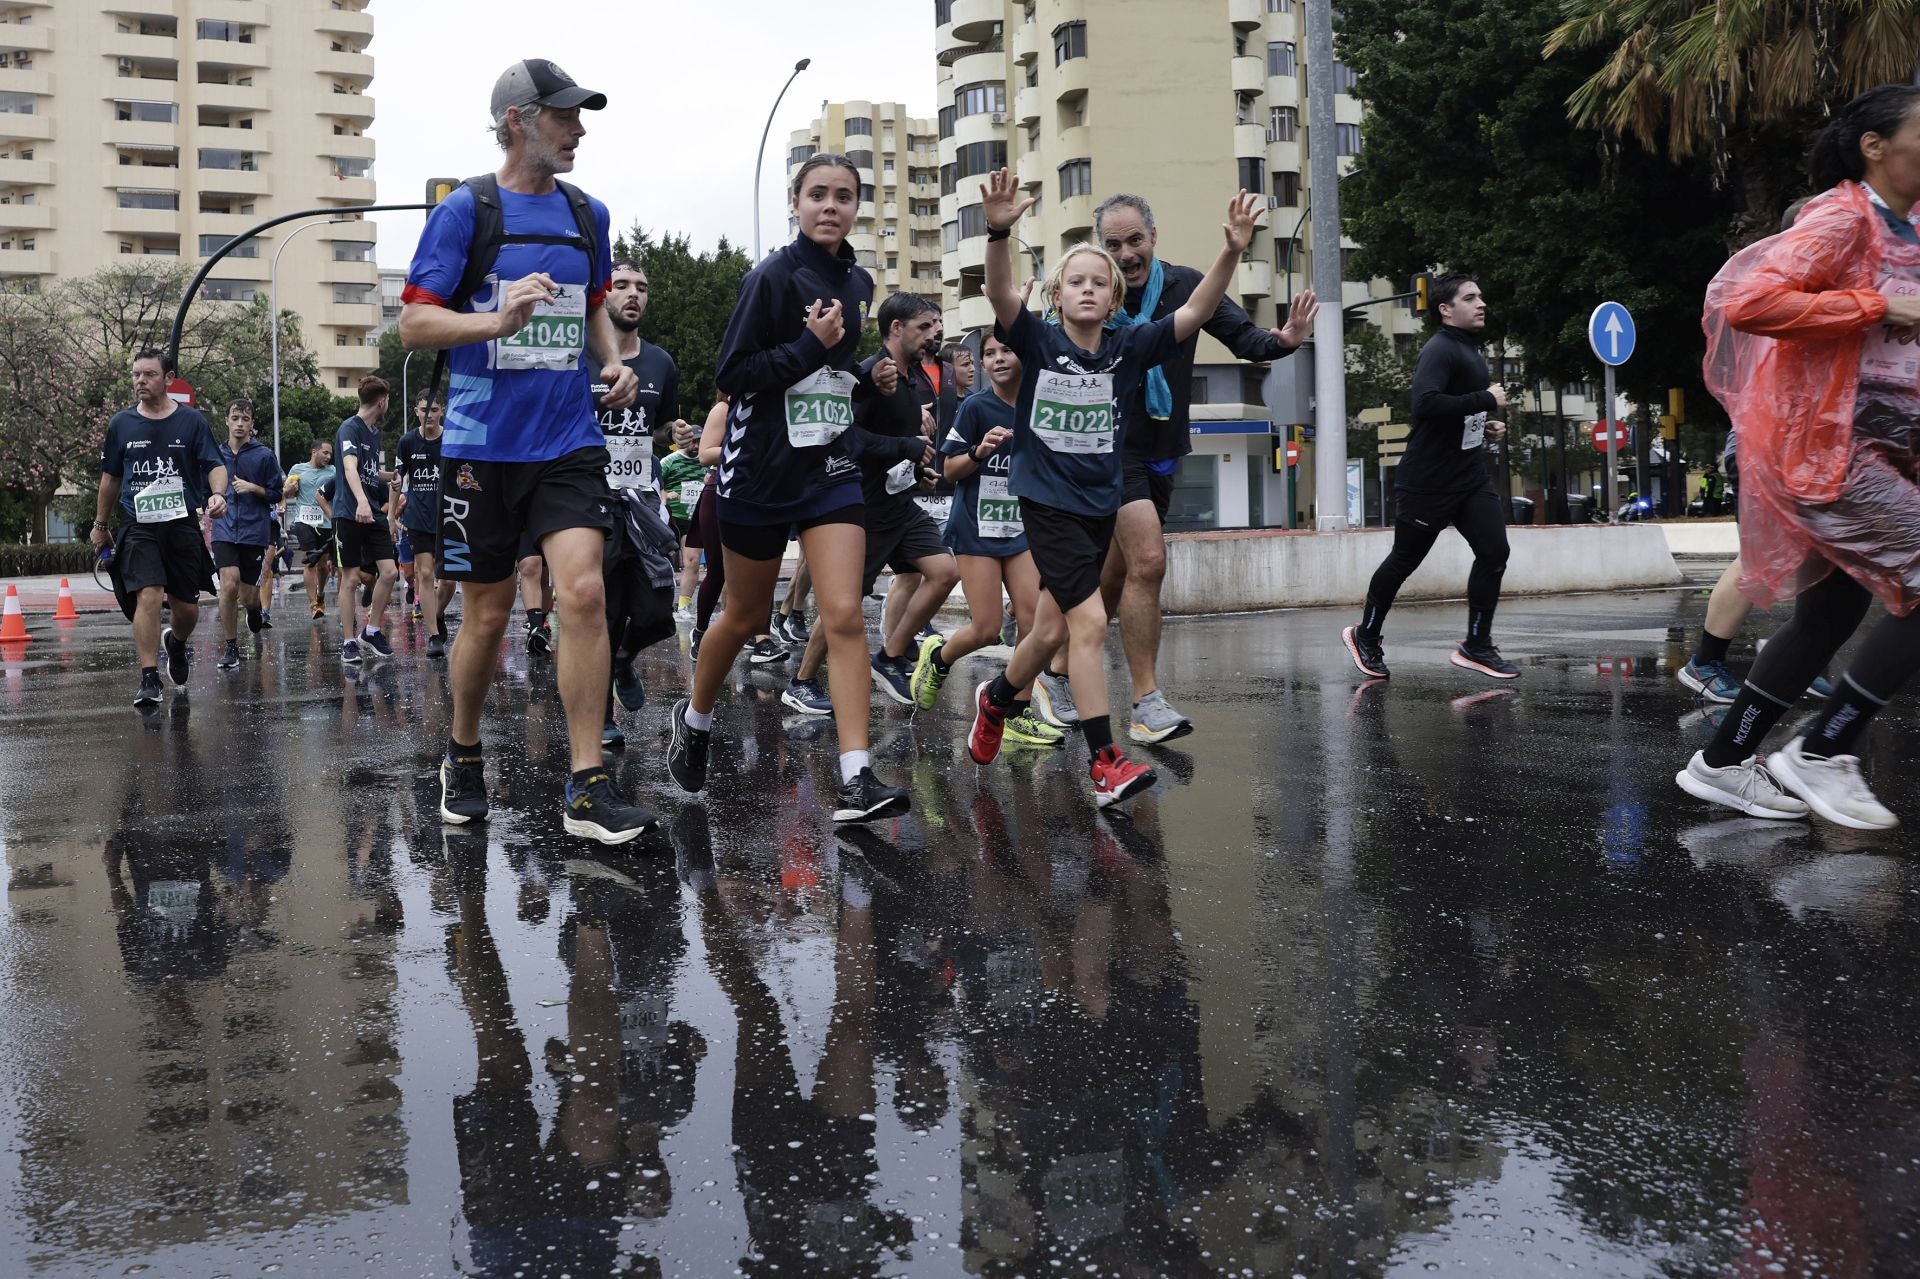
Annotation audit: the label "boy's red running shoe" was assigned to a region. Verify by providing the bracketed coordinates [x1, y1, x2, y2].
[1090, 745, 1156, 808]
[969, 680, 1006, 765]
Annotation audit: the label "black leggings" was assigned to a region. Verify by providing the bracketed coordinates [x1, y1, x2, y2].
[1361, 486, 1510, 641]
[1705, 570, 1920, 765]
[694, 489, 726, 632]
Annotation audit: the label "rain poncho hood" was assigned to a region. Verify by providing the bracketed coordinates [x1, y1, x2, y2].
[1702, 181, 1912, 606]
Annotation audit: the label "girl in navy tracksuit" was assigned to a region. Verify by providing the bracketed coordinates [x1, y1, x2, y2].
[665, 153, 910, 824]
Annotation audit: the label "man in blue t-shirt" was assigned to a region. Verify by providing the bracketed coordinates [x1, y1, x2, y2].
[210, 398, 284, 670]
[399, 58, 652, 845]
[90, 349, 230, 708]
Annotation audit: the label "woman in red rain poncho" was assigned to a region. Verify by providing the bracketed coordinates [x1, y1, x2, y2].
[1677, 85, 1920, 831]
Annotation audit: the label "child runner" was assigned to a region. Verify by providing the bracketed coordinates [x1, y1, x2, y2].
[667, 153, 909, 821]
[908, 331, 1063, 748]
[966, 169, 1261, 806]
[659, 417, 710, 618]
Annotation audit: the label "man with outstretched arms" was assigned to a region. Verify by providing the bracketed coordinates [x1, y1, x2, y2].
[1046, 193, 1316, 744]
[90, 349, 229, 708]
[400, 57, 655, 845]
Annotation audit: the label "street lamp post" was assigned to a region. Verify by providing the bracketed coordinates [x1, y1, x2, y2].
[269, 216, 353, 463]
[753, 58, 811, 261]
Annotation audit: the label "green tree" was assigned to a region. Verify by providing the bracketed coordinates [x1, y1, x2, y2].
[1344, 323, 1415, 467]
[1338, 0, 1737, 422]
[611, 226, 751, 415]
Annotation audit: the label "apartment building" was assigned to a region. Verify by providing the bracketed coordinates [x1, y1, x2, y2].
[932, 0, 1419, 529]
[0, 0, 379, 390]
[785, 100, 945, 311]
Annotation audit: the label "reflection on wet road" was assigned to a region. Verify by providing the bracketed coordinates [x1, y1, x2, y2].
[1, 588, 1916, 1277]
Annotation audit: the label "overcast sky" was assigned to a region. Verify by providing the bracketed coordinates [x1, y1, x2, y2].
[366, 0, 939, 270]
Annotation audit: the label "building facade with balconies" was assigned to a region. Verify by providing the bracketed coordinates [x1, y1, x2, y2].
[0, 0, 379, 390]
[786, 101, 944, 314]
[932, 0, 1419, 529]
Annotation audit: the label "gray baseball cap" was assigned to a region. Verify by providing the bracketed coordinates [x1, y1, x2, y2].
[490, 59, 608, 123]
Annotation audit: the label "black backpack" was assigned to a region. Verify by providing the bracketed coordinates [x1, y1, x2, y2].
[423, 172, 599, 412]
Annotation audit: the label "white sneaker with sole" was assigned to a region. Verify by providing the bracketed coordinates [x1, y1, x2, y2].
[1766, 737, 1898, 830]
[1674, 751, 1809, 820]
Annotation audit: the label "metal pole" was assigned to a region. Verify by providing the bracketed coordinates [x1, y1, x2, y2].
[1603, 365, 1618, 519]
[753, 58, 811, 261]
[269, 217, 352, 463]
[1305, 0, 1347, 530]
[400, 348, 418, 418]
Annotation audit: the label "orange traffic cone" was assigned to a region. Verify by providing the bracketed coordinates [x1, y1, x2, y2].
[0, 583, 30, 642]
[53, 577, 79, 621]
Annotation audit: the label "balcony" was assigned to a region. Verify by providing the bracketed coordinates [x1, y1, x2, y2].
[107, 206, 182, 236]
[0, 203, 52, 231]
[319, 256, 376, 285]
[957, 234, 987, 274]
[1058, 192, 1095, 238]
[320, 345, 380, 372]
[1012, 18, 1039, 64]
[1229, 0, 1266, 27]
[116, 166, 181, 193]
[0, 66, 50, 98]
[958, 293, 997, 333]
[951, 48, 1006, 90]
[0, 112, 51, 142]
[193, 38, 270, 70]
[0, 246, 51, 276]
[1016, 150, 1042, 191]
[322, 300, 377, 328]
[194, 124, 272, 154]
[950, 0, 999, 42]
[103, 33, 178, 64]
[951, 108, 1004, 149]
[1231, 55, 1266, 97]
[319, 7, 375, 39]
[207, 253, 268, 280]
[941, 249, 958, 285]
[1233, 123, 1268, 158]
[326, 132, 375, 160]
[196, 82, 268, 112]
[1269, 71, 1298, 98]
[1015, 84, 1040, 126]
[1236, 259, 1273, 299]
[197, 166, 270, 196]
[326, 91, 374, 124]
[0, 25, 51, 53]
[0, 157, 51, 185]
[324, 175, 377, 203]
[319, 49, 375, 81]
[1054, 55, 1092, 104]
[1268, 139, 1301, 173]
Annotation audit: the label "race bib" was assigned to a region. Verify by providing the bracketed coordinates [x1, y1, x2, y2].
[976, 474, 1023, 539]
[605, 433, 655, 491]
[619, 990, 670, 1062]
[915, 493, 952, 529]
[295, 502, 324, 527]
[784, 368, 856, 447]
[497, 283, 587, 371]
[885, 458, 918, 495]
[678, 478, 705, 510]
[1462, 411, 1487, 451]
[134, 474, 188, 524]
[1862, 276, 1920, 390]
[1032, 370, 1115, 454]
[147, 880, 201, 935]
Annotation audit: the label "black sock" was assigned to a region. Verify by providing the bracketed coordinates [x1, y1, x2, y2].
[570, 765, 607, 787]
[448, 736, 483, 765]
[527, 608, 546, 627]
[1702, 683, 1792, 769]
[1800, 674, 1887, 759]
[1083, 714, 1114, 754]
[932, 644, 952, 673]
[1044, 664, 1067, 680]
[988, 674, 1019, 710]
[1696, 628, 1733, 665]
[141, 665, 159, 678]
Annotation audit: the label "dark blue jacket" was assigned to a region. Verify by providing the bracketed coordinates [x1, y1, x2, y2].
[213, 439, 285, 546]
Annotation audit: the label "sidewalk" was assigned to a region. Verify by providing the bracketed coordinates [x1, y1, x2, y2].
[3, 572, 120, 616]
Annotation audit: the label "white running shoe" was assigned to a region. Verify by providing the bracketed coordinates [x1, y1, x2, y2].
[1674, 751, 1809, 820]
[1766, 737, 1899, 830]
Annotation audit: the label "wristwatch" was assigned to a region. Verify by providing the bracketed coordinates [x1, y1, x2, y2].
[968, 445, 984, 463]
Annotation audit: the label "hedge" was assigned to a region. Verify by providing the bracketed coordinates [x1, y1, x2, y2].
[0, 542, 98, 578]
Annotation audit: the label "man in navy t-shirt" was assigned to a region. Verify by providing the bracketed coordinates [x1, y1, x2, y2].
[400, 57, 653, 845]
[90, 349, 230, 708]
[332, 375, 397, 664]
[210, 398, 284, 670]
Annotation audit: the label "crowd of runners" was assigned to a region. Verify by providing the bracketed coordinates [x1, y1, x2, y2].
[87, 65, 1920, 839]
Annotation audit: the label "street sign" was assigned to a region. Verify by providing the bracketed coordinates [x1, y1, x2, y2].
[1588, 301, 1635, 367]
[166, 377, 194, 406]
[1286, 440, 1300, 467]
[1591, 421, 1626, 451]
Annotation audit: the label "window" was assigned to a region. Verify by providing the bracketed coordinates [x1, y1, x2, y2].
[1268, 106, 1297, 143]
[199, 233, 258, 258]
[959, 205, 989, 239]
[330, 156, 373, 179]
[938, 106, 956, 140]
[1238, 158, 1266, 194]
[844, 149, 874, 171]
[941, 162, 957, 196]
[1336, 123, 1363, 155]
[853, 248, 876, 268]
[788, 144, 815, 165]
[935, 0, 954, 24]
[1267, 0, 1292, 11]
[859, 184, 875, 204]
[844, 116, 872, 137]
[1334, 61, 1359, 93]
[1057, 158, 1092, 199]
[116, 100, 177, 123]
[333, 241, 375, 262]
[1053, 21, 1087, 65]
[1267, 41, 1296, 76]
[198, 148, 256, 170]
[943, 220, 959, 253]
[956, 81, 1005, 118]
[195, 20, 252, 41]
[954, 141, 1006, 180]
[883, 159, 894, 175]
[334, 283, 376, 304]
[203, 279, 258, 301]
[0, 92, 35, 115]
[887, 254, 898, 270]
[117, 190, 179, 210]
[1271, 170, 1301, 206]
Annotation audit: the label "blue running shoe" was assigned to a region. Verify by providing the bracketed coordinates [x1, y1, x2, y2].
[1677, 656, 1740, 704]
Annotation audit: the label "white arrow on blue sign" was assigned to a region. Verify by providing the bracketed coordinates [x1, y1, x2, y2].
[1587, 301, 1636, 367]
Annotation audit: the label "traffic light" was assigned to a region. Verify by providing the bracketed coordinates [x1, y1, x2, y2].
[1667, 387, 1685, 423]
[425, 177, 461, 205]
[1411, 271, 1432, 315]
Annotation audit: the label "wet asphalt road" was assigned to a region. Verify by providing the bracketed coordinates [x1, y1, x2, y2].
[1, 582, 1917, 1279]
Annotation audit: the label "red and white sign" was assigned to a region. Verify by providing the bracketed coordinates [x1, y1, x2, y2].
[1591, 420, 1626, 451]
[1285, 440, 1300, 467]
[1596, 656, 1636, 677]
[167, 377, 195, 407]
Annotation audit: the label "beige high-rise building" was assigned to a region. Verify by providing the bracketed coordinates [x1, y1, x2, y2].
[933, 0, 1419, 528]
[785, 100, 945, 312]
[0, 0, 379, 390]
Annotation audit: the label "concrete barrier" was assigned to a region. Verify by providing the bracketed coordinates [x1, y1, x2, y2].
[1161, 524, 1681, 614]
[1656, 521, 1740, 556]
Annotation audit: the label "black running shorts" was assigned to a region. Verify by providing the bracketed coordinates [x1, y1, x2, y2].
[212, 539, 267, 583]
[335, 519, 398, 574]
[1121, 457, 1177, 523]
[719, 499, 864, 563]
[860, 500, 951, 595]
[1022, 499, 1116, 613]
[406, 527, 440, 559]
[439, 446, 616, 584]
[112, 518, 216, 617]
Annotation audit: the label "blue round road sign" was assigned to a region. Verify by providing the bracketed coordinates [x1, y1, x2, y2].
[1588, 301, 1636, 367]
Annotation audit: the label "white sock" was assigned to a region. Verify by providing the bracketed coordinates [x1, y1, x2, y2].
[840, 749, 870, 784]
[684, 705, 714, 732]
